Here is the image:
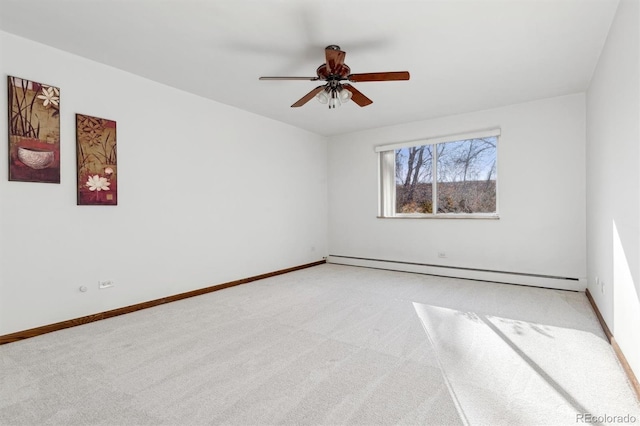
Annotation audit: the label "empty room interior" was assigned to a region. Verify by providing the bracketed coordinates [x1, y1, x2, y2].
[1, 0, 639, 424]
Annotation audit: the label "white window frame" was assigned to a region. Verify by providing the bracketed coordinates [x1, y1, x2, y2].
[377, 129, 500, 219]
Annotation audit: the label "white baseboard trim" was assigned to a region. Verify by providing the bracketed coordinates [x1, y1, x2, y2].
[327, 255, 586, 292]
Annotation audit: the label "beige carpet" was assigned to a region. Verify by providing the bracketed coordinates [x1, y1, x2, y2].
[1, 264, 638, 425]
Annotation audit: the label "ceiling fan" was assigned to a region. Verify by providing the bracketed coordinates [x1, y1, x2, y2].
[259, 45, 410, 109]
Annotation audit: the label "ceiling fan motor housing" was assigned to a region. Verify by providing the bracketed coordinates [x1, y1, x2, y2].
[316, 63, 351, 80]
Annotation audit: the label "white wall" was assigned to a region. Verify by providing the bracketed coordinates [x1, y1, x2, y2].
[328, 94, 587, 285]
[586, 0, 640, 381]
[0, 31, 328, 336]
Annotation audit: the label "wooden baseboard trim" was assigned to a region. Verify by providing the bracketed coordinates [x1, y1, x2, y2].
[0, 259, 326, 345]
[586, 288, 640, 400]
[585, 288, 614, 343]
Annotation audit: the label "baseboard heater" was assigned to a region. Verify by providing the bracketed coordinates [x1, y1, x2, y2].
[327, 255, 586, 292]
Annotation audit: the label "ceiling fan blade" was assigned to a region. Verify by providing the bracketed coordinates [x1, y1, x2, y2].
[343, 84, 373, 107]
[291, 86, 325, 107]
[347, 71, 410, 82]
[325, 46, 346, 74]
[259, 76, 319, 81]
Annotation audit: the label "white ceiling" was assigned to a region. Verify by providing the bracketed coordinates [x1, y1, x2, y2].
[0, 0, 619, 136]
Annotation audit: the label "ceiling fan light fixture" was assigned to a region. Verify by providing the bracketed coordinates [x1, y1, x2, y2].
[328, 89, 341, 109]
[315, 89, 329, 104]
[338, 87, 352, 103]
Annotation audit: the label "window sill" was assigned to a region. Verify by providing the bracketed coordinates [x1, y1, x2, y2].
[377, 214, 499, 220]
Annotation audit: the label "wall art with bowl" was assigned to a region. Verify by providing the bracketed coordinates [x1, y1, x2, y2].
[8, 76, 60, 183]
[76, 114, 117, 206]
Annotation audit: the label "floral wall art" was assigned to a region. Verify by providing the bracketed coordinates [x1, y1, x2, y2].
[8, 76, 61, 183]
[76, 114, 117, 206]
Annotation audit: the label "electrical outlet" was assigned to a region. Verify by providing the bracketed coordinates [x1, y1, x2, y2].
[99, 280, 114, 289]
[601, 280, 605, 294]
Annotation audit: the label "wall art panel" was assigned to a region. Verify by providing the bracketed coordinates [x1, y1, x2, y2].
[76, 114, 117, 206]
[8, 76, 60, 183]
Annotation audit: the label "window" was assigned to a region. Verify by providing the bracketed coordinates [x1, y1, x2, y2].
[377, 129, 499, 218]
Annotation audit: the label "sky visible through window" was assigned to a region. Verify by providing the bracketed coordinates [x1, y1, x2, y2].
[396, 137, 497, 185]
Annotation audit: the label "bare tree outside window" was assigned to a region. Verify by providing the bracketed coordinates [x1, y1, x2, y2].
[436, 138, 496, 213]
[395, 145, 433, 213]
[393, 136, 497, 215]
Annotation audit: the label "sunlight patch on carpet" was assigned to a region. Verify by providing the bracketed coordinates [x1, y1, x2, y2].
[413, 302, 639, 425]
